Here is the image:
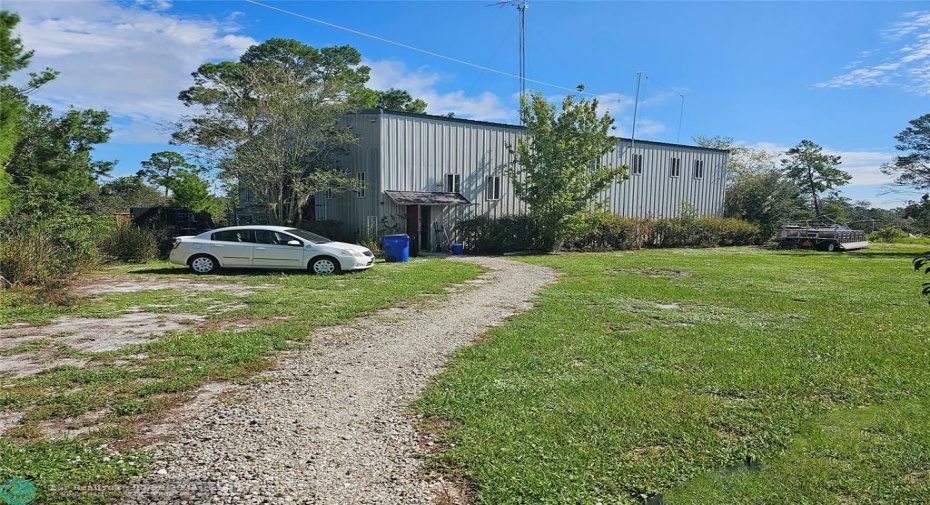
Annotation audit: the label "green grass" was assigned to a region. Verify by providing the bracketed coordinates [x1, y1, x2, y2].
[416, 244, 930, 504]
[0, 258, 485, 504]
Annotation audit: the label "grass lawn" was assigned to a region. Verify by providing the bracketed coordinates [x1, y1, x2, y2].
[417, 244, 930, 504]
[0, 258, 485, 505]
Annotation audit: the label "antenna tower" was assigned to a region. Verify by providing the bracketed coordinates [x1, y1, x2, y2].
[490, 0, 528, 101]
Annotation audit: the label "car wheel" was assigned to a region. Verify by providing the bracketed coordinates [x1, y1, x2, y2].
[825, 242, 836, 252]
[189, 254, 219, 274]
[310, 256, 340, 275]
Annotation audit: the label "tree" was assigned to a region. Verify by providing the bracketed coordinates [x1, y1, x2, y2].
[166, 169, 215, 214]
[138, 151, 197, 196]
[94, 175, 166, 215]
[173, 38, 368, 225]
[1, 11, 58, 217]
[694, 135, 805, 237]
[693, 135, 778, 183]
[724, 171, 807, 238]
[782, 140, 849, 217]
[881, 113, 930, 189]
[4, 105, 112, 218]
[360, 88, 428, 113]
[506, 89, 628, 250]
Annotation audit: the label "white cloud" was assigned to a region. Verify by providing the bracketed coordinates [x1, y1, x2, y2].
[736, 141, 896, 188]
[816, 11, 930, 95]
[365, 59, 513, 122]
[6, 0, 258, 143]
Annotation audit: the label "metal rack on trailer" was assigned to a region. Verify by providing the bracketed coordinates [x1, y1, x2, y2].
[777, 221, 869, 252]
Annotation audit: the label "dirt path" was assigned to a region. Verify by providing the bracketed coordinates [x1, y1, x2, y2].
[121, 256, 557, 505]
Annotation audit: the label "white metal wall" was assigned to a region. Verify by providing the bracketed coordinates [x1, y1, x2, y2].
[322, 110, 728, 241]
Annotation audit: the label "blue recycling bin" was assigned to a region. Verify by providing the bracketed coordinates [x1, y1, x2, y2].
[451, 243, 464, 255]
[381, 234, 410, 263]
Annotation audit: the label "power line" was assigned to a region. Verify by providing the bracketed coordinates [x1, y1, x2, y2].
[243, 0, 593, 96]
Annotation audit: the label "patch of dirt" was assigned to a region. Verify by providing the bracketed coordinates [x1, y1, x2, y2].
[0, 410, 25, 434]
[37, 407, 112, 439]
[906, 470, 928, 486]
[0, 274, 280, 379]
[0, 352, 89, 379]
[0, 312, 207, 379]
[609, 267, 693, 278]
[70, 276, 264, 297]
[627, 444, 669, 462]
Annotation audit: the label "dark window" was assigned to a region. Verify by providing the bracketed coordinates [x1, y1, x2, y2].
[446, 173, 462, 193]
[632, 154, 643, 175]
[325, 189, 333, 200]
[356, 172, 366, 198]
[254, 230, 292, 245]
[212, 229, 253, 243]
[693, 159, 704, 179]
[486, 176, 501, 201]
[670, 158, 681, 178]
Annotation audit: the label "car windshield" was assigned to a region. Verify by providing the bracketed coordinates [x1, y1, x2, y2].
[285, 228, 332, 244]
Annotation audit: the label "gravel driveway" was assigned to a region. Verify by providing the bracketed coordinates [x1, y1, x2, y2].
[122, 256, 557, 505]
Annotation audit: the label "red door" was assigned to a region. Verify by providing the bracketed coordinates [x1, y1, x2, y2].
[406, 205, 420, 256]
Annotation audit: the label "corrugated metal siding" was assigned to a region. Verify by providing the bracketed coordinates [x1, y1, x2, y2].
[378, 113, 528, 242]
[316, 112, 382, 239]
[323, 110, 727, 241]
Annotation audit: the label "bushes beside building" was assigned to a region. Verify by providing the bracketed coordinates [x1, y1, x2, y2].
[459, 213, 762, 254]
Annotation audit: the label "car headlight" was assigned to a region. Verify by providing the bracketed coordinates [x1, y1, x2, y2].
[341, 249, 365, 257]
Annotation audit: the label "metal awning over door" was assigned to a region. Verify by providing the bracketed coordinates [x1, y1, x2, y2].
[384, 190, 471, 206]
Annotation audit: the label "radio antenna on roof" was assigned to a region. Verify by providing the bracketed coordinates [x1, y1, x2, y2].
[489, 0, 528, 102]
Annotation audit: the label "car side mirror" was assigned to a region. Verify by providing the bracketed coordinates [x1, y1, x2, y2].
[287, 240, 302, 246]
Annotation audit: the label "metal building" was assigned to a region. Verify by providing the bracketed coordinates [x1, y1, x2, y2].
[315, 109, 728, 254]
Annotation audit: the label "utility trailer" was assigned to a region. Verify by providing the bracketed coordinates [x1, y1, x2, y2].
[777, 224, 869, 252]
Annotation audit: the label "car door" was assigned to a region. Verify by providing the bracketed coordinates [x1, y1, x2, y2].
[252, 230, 305, 269]
[209, 229, 254, 267]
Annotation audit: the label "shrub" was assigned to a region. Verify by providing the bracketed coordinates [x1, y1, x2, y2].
[98, 222, 158, 262]
[869, 226, 909, 243]
[459, 213, 761, 254]
[0, 228, 65, 288]
[649, 217, 761, 248]
[459, 215, 545, 254]
[562, 214, 648, 251]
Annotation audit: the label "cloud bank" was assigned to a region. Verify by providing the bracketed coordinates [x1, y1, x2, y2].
[816, 11, 930, 95]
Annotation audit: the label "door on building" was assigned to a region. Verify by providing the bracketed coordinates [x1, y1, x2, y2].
[405, 205, 432, 256]
[406, 205, 420, 257]
[420, 206, 431, 253]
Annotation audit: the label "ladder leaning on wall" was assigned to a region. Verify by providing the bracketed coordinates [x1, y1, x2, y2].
[432, 220, 452, 253]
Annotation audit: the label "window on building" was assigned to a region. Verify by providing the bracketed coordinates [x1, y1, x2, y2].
[631, 154, 643, 175]
[670, 157, 681, 178]
[693, 159, 704, 179]
[446, 173, 462, 193]
[325, 189, 334, 200]
[356, 172, 365, 198]
[486, 176, 501, 201]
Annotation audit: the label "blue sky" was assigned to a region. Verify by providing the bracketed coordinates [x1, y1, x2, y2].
[7, 0, 930, 208]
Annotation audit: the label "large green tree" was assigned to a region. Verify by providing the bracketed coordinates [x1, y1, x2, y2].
[5, 105, 112, 218]
[94, 175, 166, 215]
[173, 38, 369, 225]
[1, 10, 110, 222]
[1, 11, 58, 217]
[137, 151, 197, 196]
[506, 89, 628, 250]
[360, 88, 428, 113]
[694, 135, 807, 237]
[881, 113, 930, 189]
[782, 139, 850, 217]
